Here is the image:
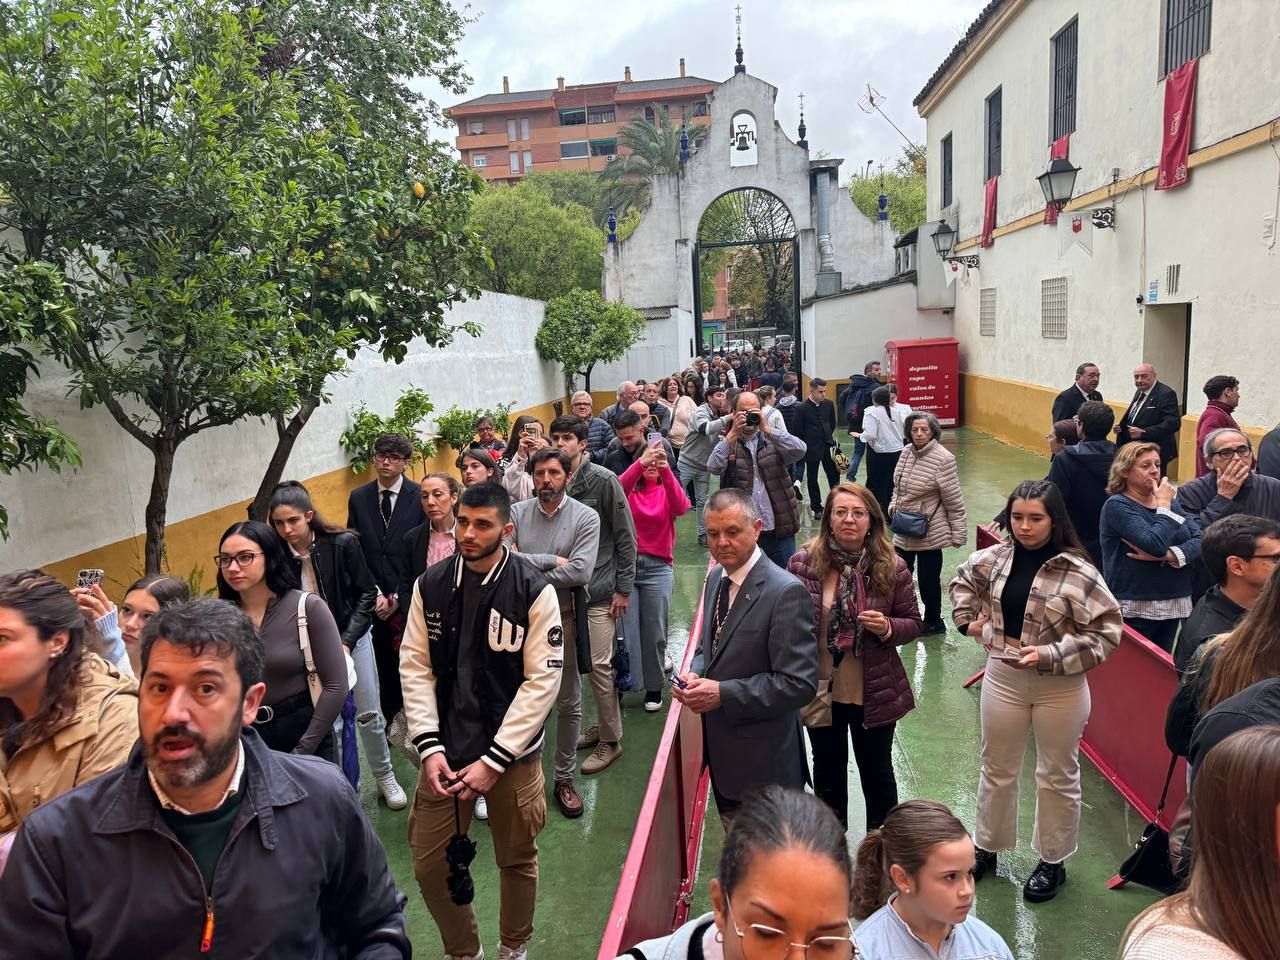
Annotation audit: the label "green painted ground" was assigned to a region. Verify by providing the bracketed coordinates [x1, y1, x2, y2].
[359, 428, 1159, 959]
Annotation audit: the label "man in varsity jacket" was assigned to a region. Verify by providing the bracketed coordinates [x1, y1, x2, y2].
[399, 482, 562, 960]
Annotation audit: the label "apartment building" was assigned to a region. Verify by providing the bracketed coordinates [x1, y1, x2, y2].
[446, 61, 715, 182]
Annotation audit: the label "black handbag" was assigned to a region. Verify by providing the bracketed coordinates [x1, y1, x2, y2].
[1108, 753, 1184, 895]
[889, 455, 940, 538]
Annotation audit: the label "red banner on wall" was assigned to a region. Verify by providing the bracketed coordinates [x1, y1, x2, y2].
[1156, 58, 1197, 191]
[1043, 134, 1070, 224]
[980, 176, 997, 247]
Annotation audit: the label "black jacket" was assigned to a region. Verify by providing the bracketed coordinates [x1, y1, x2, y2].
[1046, 439, 1116, 566]
[346, 479, 425, 596]
[397, 521, 454, 614]
[0, 730, 409, 959]
[1116, 381, 1181, 469]
[796, 397, 836, 453]
[603, 434, 674, 476]
[289, 530, 377, 648]
[775, 394, 803, 437]
[1173, 470, 1280, 600]
[839, 374, 879, 430]
[1051, 384, 1103, 424]
[1259, 425, 1280, 480]
[1173, 585, 1246, 674]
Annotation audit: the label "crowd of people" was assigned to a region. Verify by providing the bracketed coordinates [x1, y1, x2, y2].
[0, 349, 1277, 960]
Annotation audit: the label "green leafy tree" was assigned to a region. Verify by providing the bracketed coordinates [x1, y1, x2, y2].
[339, 387, 437, 474]
[469, 185, 603, 299]
[849, 148, 927, 235]
[0, 262, 81, 539]
[536, 290, 646, 394]
[0, 0, 344, 573]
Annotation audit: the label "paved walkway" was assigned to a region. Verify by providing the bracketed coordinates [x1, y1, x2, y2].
[363, 428, 1159, 959]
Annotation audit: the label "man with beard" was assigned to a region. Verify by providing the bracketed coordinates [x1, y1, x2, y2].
[509, 451, 601, 819]
[0, 599, 409, 958]
[400, 483, 564, 960]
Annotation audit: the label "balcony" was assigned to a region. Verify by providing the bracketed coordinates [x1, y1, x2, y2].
[456, 131, 511, 150]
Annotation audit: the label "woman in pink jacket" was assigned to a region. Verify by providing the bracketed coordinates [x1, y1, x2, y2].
[620, 440, 691, 711]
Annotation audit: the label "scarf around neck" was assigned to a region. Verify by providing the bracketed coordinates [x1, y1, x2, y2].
[827, 539, 868, 660]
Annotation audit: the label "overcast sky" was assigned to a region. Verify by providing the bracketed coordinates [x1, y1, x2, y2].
[416, 0, 988, 182]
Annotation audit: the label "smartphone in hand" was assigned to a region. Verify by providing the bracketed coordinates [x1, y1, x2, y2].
[77, 569, 106, 589]
[668, 674, 688, 690]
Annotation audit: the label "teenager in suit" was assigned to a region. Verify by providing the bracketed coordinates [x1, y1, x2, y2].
[1115, 363, 1181, 473]
[346, 432, 425, 727]
[797, 378, 839, 521]
[1050, 362, 1103, 424]
[673, 487, 817, 831]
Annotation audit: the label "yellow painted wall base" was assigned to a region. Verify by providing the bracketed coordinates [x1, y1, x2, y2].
[39, 397, 572, 598]
[961, 372, 1267, 485]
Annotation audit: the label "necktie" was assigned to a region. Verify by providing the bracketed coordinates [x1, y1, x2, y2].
[711, 576, 731, 659]
[380, 489, 393, 528]
[1130, 391, 1147, 421]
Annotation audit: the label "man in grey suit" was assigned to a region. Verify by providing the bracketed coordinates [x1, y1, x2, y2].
[673, 488, 817, 829]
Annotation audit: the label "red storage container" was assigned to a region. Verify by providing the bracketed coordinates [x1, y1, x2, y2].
[884, 337, 959, 428]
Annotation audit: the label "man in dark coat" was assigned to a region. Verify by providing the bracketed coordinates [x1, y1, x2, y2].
[797, 378, 838, 520]
[1114, 363, 1181, 473]
[839, 360, 881, 481]
[1046, 400, 1115, 567]
[1050, 362, 1103, 424]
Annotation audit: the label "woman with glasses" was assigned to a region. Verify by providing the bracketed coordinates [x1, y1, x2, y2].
[473, 416, 506, 460]
[851, 800, 1013, 959]
[1099, 442, 1202, 651]
[216, 521, 347, 760]
[787, 482, 922, 831]
[620, 786, 857, 960]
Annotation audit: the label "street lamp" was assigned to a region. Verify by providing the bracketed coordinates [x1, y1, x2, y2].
[1037, 157, 1082, 212]
[607, 208, 617, 245]
[679, 127, 690, 163]
[931, 220, 956, 258]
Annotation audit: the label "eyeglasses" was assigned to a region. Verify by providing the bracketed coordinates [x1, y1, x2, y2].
[1248, 551, 1280, 564]
[571, 402, 592, 408]
[374, 453, 407, 463]
[214, 551, 263, 569]
[725, 903, 859, 960]
[1212, 446, 1252, 460]
[831, 509, 870, 522]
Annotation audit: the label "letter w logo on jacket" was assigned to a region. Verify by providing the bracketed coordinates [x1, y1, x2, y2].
[488, 610, 525, 652]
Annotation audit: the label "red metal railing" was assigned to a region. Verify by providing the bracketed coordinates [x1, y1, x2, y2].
[974, 524, 1187, 827]
[596, 571, 712, 959]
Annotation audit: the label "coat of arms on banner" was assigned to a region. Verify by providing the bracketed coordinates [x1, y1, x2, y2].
[1058, 212, 1093, 257]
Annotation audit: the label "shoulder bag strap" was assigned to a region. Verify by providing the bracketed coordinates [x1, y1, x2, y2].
[1154, 752, 1180, 816]
[296, 591, 322, 706]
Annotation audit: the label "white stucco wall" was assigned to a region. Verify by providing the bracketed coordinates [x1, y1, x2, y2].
[922, 0, 1280, 425]
[810, 283, 953, 381]
[0, 293, 558, 569]
[825, 181, 898, 286]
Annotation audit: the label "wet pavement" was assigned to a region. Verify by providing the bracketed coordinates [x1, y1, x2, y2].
[363, 428, 1159, 959]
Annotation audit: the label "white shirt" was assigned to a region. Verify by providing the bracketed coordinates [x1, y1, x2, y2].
[289, 538, 318, 594]
[377, 475, 404, 515]
[724, 546, 763, 608]
[861, 406, 905, 453]
[149, 743, 245, 816]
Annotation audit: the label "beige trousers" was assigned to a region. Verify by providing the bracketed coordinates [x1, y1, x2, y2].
[554, 603, 623, 779]
[976, 655, 1091, 864]
[408, 756, 546, 955]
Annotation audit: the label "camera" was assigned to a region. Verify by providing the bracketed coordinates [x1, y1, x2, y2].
[744, 410, 761, 427]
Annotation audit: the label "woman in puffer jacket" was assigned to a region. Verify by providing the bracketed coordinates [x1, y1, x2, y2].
[889, 412, 968, 636]
[787, 482, 922, 831]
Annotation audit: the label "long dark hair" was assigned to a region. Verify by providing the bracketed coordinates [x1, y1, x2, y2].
[1003, 479, 1088, 559]
[268, 480, 349, 536]
[803, 483, 899, 595]
[719, 786, 852, 898]
[851, 800, 969, 919]
[683, 375, 705, 405]
[215, 520, 299, 602]
[0, 570, 88, 754]
[502, 415, 541, 462]
[1121, 726, 1280, 960]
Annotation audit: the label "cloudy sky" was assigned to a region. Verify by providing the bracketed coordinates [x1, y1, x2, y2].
[417, 0, 988, 181]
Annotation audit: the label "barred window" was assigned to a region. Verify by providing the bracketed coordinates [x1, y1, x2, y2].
[1041, 277, 1069, 339]
[1164, 0, 1212, 74]
[1051, 19, 1078, 140]
[941, 134, 953, 208]
[980, 288, 997, 337]
[984, 87, 1002, 180]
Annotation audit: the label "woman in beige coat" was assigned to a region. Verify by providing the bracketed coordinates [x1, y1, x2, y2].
[0, 571, 138, 865]
[889, 412, 968, 634]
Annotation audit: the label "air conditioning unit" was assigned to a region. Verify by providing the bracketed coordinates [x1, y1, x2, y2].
[606, 154, 616, 161]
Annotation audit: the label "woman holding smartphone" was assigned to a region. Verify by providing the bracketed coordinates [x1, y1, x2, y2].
[620, 437, 691, 710]
[74, 572, 189, 676]
[216, 520, 347, 760]
[787, 482, 922, 831]
[498, 417, 547, 501]
[948, 479, 1122, 903]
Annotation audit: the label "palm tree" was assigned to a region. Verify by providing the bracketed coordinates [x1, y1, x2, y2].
[603, 104, 709, 210]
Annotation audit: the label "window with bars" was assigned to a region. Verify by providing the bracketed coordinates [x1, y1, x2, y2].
[980, 288, 997, 337]
[941, 134, 953, 208]
[1041, 277, 1069, 338]
[1052, 19, 1078, 140]
[1164, 0, 1212, 74]
[985, 87, 1002, 180]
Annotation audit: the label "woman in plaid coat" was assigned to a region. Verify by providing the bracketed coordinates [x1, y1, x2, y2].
[949, 479, 1122, 904]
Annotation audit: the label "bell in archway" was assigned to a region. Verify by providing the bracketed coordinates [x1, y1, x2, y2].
[735, 124, 752, 151]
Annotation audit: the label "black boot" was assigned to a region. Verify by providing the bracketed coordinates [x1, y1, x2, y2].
[972, 848, 997, 882]
[1023, 860, 1067, 902]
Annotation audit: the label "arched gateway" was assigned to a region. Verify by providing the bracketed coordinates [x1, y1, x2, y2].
[602, 63, 896, 377]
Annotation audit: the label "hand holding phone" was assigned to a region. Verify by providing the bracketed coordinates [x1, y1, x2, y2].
[669, 674, 688, 689]
[77, 568, 106, 589]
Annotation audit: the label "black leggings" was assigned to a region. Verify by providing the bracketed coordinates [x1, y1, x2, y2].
[807, 702, 898, 830]
[865, 449, 900, 514]
[897, 547, 944, 623]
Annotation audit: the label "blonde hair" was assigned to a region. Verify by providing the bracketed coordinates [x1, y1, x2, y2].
[1107, 442, 1161, 495]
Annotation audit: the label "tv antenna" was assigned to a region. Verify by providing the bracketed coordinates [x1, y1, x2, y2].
[857, 84, 925, 162]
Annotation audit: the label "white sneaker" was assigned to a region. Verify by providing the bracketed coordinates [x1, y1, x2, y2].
[445, 951, 484, 960]
[377, 773, 407, 810]
[663, 655, 674, 674]
[497, 944, 528, 960]
[475, 795, 489, 821]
